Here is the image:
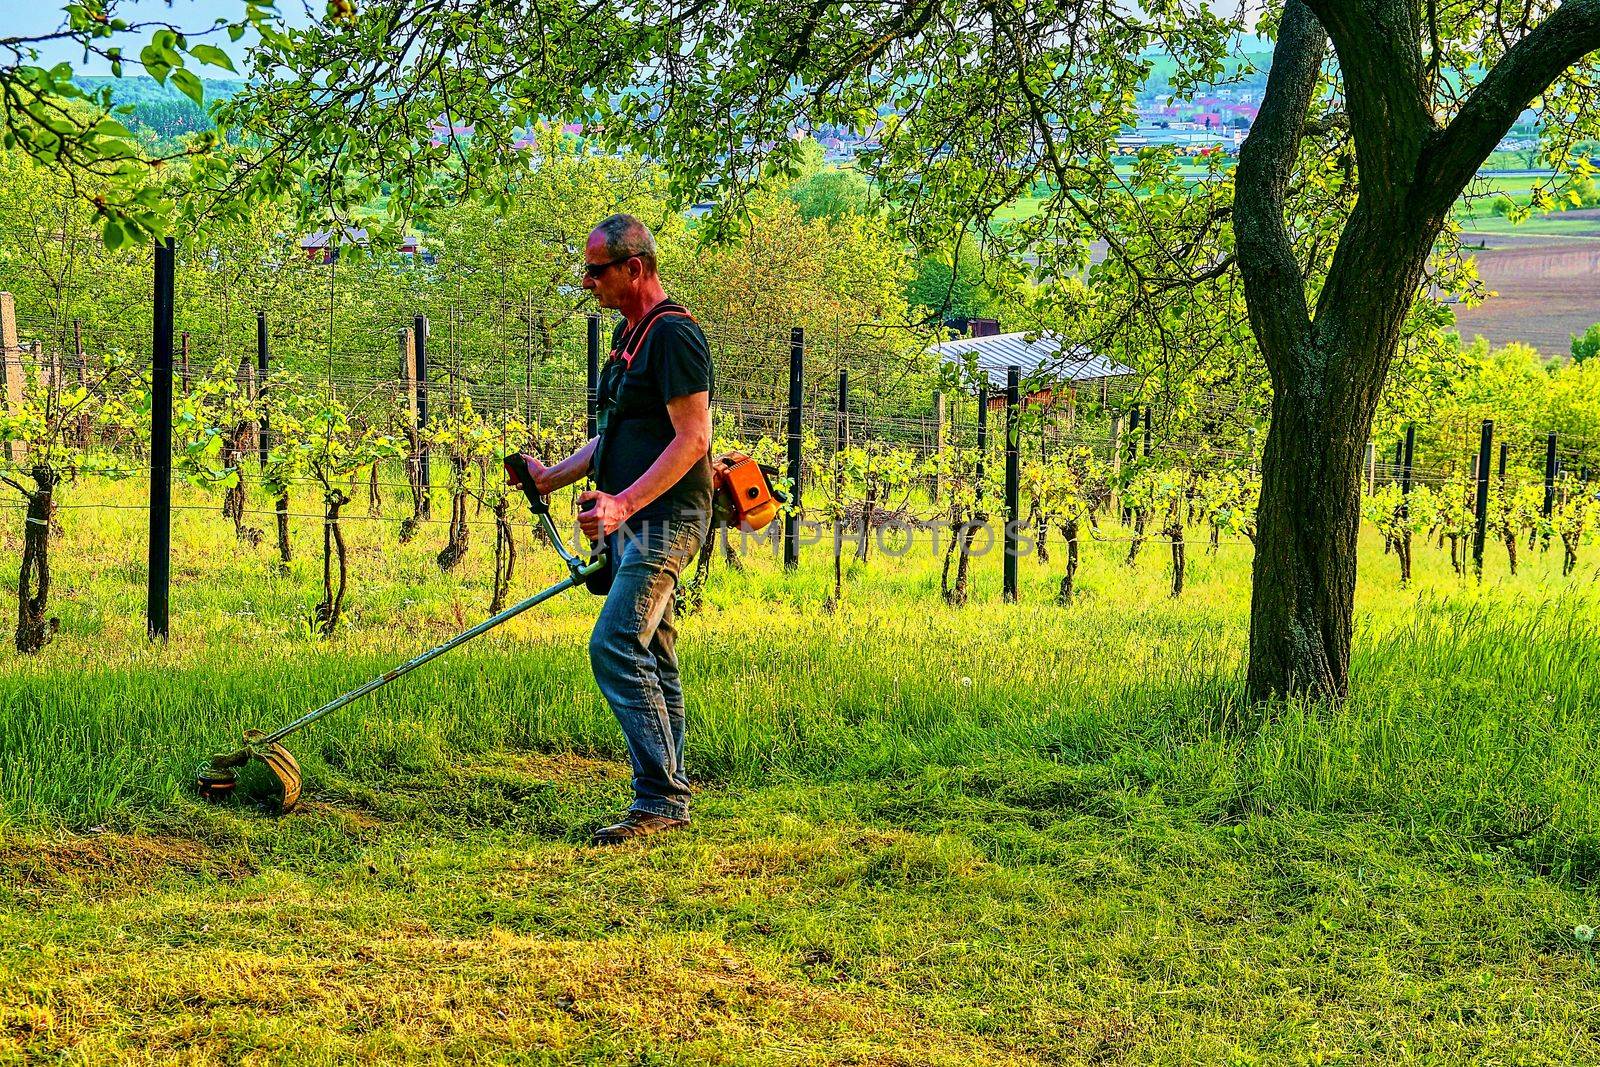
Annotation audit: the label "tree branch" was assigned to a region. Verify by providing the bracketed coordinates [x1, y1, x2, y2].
[1419, 0, 1600, 211]
[1233, 0, 1327, 390]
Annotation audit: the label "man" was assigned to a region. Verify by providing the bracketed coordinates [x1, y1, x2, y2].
[518, 214, 713, 844]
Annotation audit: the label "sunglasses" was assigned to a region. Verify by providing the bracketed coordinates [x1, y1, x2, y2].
[581, 254, 636, 278]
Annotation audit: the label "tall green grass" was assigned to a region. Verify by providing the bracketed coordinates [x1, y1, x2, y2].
[4, 475, 1598, 888]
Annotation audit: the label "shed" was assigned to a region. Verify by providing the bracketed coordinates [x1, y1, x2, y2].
[928, 332, 1133, 407]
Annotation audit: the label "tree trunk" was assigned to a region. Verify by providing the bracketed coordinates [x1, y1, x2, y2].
[1245, 386, 1369, 702]
[1032, 503, 1049, 563]
[16, 466, 59, 653]
[1502, 530, 1518, 576]
[1399, 531, 1412, 586]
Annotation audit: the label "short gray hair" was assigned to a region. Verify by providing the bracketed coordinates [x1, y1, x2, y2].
[592, 213, 657, 273]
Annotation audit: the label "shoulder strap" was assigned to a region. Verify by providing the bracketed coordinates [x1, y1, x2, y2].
[611, 300, 696, 368]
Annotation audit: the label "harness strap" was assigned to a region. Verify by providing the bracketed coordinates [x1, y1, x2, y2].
[611, 300, 696, 368]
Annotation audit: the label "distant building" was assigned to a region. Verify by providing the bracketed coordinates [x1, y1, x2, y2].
[298, 228, 434, 265]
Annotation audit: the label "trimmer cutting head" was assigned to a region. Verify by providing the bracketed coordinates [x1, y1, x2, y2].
[195, 730, 303, 813]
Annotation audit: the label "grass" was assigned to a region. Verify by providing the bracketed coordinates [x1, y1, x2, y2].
[2, 475, 1599, 1062]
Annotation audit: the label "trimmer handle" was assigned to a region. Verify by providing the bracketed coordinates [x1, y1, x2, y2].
[503, 454, 549, 515]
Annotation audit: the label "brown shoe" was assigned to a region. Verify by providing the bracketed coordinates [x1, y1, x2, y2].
[591, 810, 688, 845]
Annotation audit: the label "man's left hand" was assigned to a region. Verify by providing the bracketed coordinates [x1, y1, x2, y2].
[576, 490, 634, 541]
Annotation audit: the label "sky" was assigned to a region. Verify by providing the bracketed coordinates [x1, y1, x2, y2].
[13, 0, 312, 75]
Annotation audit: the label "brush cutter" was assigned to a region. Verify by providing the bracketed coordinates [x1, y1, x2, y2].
[195, 455, 605, 813]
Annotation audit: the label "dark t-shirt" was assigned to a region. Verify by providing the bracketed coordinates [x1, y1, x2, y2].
[595, 305, 714, 529]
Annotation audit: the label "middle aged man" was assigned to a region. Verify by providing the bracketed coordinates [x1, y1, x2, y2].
[518, 214, 713, 844]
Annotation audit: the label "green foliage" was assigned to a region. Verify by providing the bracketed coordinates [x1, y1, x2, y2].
[1572, 323, 1600, 365]
[788, 167, 873, 222]
[906, 234, 1001, 324]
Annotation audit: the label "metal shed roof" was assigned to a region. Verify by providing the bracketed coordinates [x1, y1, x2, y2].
[928, 332, 1134, 391]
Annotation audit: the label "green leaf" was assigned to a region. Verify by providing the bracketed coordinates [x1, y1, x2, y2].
[189, 44, 237, 72]
[139, 43, 171, 83]
[171, 68, 205, 106]
[102, 218, 125, 250]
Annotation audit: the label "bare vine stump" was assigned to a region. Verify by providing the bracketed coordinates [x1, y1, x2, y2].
[1167, 520, 1186, 597]
[1126, 511, 1146, 566]
[314, 489, 349, 637]
[275, 494, 292, 569]
[16, 464, 59, 653]
[436, 488, 471, 571]
[489, 497, 516, 614]
[1056, 519, 1079, 605]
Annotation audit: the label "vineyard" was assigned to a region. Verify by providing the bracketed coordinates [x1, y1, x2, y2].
[6, 0, 1600, 1056]
[3, 275, 1598, 657]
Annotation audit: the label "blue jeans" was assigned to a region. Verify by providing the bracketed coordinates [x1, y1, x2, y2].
[589, 516, 707, 821]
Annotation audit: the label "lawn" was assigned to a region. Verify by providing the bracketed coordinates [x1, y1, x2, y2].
[2, 478, 1598, 1063]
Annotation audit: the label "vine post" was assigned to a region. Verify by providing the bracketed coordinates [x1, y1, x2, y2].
[784, 326, 803, 571]
[1473, 420, 1493, 578]
[256, 310, 270, 467]
[414, 313, 431, 519]
[1543, 433, 1558, 518]
[1003, 365, 1020, 603]
[0, 293, 22, 463]
[147, 237, 176, 641]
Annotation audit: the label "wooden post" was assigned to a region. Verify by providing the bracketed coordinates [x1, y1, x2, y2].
[399, 326, 417, 425]
[1004, 365, 1020, 603]
[1472, 419, 1492, 577]
[180, 331, 191, 394]
[0, 292, 22, 461]
[74, 319, 90, 449]
[1365, 441, 1376, 494]
[783, 327, 804, 571]
[1109, 411, 1122, 515]
[975, 385, 988, 506]
[933, 389, 946, 503]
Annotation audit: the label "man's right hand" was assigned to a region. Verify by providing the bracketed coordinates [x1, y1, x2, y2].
[509, 452, 554, 495]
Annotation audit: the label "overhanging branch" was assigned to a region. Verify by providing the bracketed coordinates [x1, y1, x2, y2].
[1419, 0, 1600, 210]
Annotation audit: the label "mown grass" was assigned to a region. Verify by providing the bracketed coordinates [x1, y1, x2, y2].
[2, 477, 1599, 1062]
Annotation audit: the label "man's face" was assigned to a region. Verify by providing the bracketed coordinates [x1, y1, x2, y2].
[581, 231, 639, 309]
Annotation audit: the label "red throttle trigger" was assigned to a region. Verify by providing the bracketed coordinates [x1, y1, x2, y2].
[503, 454, 549, 515]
